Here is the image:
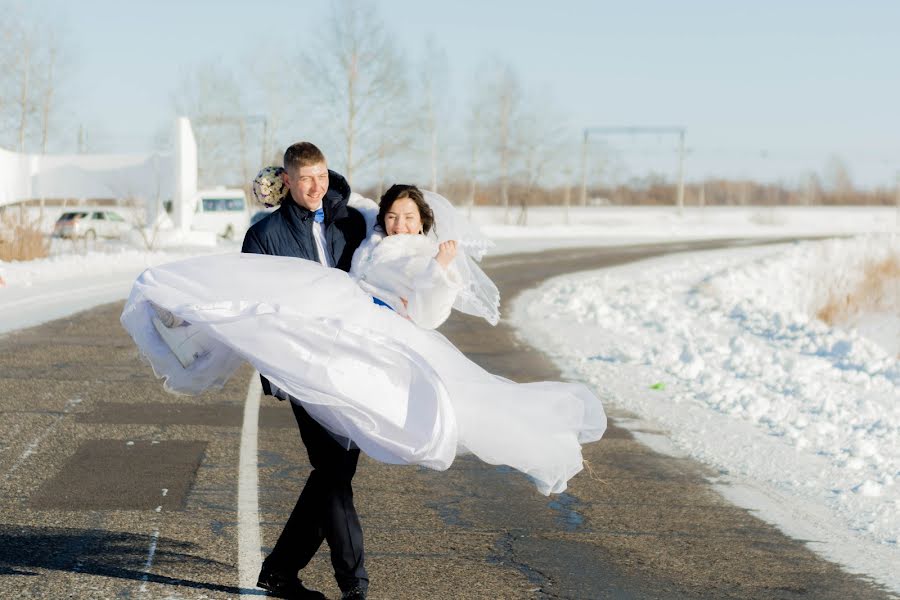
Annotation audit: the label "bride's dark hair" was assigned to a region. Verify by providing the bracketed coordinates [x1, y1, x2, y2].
[377, 184, 435, 235]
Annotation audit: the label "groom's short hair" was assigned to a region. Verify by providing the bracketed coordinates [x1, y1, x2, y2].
[284, 142, 326, 172]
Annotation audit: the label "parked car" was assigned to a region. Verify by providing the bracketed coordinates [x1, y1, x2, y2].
[52, 210, 130, 240]
[191, 188, 249, 240]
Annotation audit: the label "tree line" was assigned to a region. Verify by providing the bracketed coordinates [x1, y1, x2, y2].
[0, 6, 66, 154]
[169, 0, 573, 215]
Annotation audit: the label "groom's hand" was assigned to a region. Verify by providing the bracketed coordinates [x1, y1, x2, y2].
[436, 240, 458, 268]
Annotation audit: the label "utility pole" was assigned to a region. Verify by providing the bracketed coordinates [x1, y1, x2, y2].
[579, 130, 588, 206]
[676, 129, 685, 216]
[260, 118, 269, 166]
[895, 172, 900, 229]
[579, 126, 687, 213]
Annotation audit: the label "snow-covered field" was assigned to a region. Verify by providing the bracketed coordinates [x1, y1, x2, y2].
[512, 233, 899, 593]
[0, 240, 234, 335]
[477, 204, 898, 254]
[1, 204, 897, 590]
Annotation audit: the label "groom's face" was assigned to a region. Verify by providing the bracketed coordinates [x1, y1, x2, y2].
[283, 162, 329, 211]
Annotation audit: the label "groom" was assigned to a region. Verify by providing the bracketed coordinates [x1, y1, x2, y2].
[242, 142, 368, 599]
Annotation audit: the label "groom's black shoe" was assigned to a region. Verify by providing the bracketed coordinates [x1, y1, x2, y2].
[257, 566, 326, 599]
[340, 586, 367, 600]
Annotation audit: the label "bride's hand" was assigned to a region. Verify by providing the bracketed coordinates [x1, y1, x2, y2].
[435, 240, 458, 268]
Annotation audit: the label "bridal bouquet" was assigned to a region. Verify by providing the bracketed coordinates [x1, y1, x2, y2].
[251, 166, 288, 207]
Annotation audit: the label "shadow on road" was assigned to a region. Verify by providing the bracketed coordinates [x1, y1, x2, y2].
[0, 524, 261, 595]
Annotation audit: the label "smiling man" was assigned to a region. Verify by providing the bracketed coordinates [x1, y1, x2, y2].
[242, 142, 368, 599]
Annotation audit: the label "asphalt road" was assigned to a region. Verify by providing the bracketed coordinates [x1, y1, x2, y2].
[0, 239, 893, 599]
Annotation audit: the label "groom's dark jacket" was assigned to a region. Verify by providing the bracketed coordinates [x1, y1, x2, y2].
[241, 169, 367, 396]
[242, 170, 365, 269]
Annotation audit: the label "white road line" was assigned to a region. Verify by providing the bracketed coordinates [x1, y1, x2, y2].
[2, 397, 82, 481]
[238, 372, 263, 592]
[139, 528, 160, 593]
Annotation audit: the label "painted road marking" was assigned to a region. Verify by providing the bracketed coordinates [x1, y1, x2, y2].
[2, 397, 82, 482]
[139, 528, 160, 594]
[238, 372, 263, 592]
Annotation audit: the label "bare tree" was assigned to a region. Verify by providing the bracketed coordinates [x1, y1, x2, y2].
[37, 28, 66, 153]
[464, 58, 572, 222]
[304, 0, 411, 184]
[464, 96, 484, 215]
[511, 92, 569, 225]
[823, 155, 854, 202]
[109, 159, 169, 251]
[805, 171, 822, 206]
[0, 14, 10, 122]
[38, 42, 56, 153]
[470, 59, 523, 222]
[418, 37, 450, 192]
[0, 10, 68, 154]
[10, 25, 35, 152]
[172, 63, 249, 187]
[243, 48, 298, 167]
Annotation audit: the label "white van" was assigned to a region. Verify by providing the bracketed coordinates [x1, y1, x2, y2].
[191, 188, 249, 240]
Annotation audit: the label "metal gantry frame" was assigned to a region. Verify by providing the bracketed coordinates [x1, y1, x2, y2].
[896, 172, 900, 228]
[579, 126, 687, 214]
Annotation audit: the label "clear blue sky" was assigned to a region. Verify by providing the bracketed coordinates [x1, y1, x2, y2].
[14, 0, 900, 187]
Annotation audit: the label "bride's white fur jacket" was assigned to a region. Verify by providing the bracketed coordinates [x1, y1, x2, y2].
[350, 230, 463, 330]
[348, 194, 463, 330]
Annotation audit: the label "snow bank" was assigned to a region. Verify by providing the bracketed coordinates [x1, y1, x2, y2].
[0, 245, 227, 289]
[0, 242, 234, 335]
[477, 205, 897, 237]
[512, 234, 900, 592]
[475, 205, 897, 255]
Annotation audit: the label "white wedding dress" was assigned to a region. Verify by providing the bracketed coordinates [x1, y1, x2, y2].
[121, 229, 606, 495]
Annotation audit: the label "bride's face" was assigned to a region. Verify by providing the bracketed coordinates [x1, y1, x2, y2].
[384, 197, 423, 235]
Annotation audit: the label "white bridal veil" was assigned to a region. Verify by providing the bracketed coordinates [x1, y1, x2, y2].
[421, 190, 500, 326]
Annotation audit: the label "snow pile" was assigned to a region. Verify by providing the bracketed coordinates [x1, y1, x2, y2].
[476, 205, 897, 238]
[472, 205, 898, 255]
[0, 244, 224, 289]
[702, 236, 899, 356]
[512, 234, 899, 591]
[122, 227, 218, 249]
[0, 242, 232, 335]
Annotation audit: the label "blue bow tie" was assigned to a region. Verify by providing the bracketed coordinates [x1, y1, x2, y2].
[313, 208, 324, 223]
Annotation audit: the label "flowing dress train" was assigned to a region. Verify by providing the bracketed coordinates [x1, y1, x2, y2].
[121, 251, 606, 494]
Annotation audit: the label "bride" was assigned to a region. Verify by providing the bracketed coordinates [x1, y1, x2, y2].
[121, 178, 606, 495]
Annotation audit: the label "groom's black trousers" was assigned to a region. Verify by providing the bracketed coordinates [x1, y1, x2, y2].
[264, 401, 368, 592]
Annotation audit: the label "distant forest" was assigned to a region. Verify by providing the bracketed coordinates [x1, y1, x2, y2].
[360, 177, 898, 208]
